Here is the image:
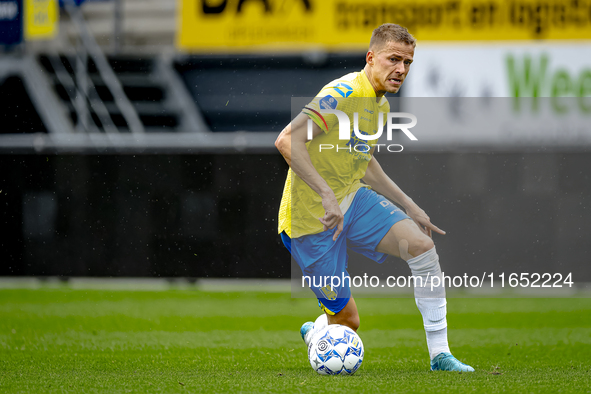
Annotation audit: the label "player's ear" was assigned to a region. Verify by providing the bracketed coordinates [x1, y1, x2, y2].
[366, 50, 374, 66]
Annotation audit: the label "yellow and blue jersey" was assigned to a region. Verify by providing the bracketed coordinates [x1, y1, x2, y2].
[278, 69, 390, 238]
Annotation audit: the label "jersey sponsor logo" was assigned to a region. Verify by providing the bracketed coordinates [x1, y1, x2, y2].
[319, 95, 337, 110]
[334, 83, 353, 98]
[346, 129, 370, 149]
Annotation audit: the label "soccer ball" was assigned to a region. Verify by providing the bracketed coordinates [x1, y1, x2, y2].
[308, 324, 364, 375]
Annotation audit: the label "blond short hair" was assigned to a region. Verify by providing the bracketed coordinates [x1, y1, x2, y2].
[369, 23, 416, 51]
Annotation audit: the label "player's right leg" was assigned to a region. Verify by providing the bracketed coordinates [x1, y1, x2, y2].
[302, 297, 359, 346]
[282, 229, 356, 346]
[297, 261, 355, 346]
[327, 297, 359, 331]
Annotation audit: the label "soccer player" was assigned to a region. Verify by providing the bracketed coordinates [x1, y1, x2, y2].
[275, 23, 474, 372]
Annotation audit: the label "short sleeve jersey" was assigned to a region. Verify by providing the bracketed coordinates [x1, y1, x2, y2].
[278, 69, 390, 238]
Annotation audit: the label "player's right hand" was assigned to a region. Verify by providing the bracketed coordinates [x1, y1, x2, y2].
[319, 194, 344, 241]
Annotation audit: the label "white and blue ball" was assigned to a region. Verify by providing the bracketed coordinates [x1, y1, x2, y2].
[308, 324, 364, 375]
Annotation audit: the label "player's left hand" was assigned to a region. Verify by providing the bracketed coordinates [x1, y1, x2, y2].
[406, 205, 446, 238]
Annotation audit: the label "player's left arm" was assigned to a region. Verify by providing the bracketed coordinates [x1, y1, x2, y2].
[362, 155, 446, 237]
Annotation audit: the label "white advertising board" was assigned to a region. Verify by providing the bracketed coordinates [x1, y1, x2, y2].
[400, 44, 591, 147]
[405, 44, 591, 98]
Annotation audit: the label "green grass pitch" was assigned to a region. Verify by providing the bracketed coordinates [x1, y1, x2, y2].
[1, 288, 590, 393]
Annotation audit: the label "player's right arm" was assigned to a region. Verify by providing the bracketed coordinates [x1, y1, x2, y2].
[275, 113, 344, 241]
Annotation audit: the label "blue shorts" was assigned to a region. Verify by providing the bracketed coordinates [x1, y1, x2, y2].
[281, 187, 410, 315]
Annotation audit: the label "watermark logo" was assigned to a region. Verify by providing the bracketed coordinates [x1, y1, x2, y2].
[307, 109, 417, 153]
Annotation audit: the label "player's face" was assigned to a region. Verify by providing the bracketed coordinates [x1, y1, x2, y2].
[367, 41, 414, 95]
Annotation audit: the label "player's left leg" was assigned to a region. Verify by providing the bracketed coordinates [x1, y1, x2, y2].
[343, 188, 473, 371]
[376, 219, 474, 372]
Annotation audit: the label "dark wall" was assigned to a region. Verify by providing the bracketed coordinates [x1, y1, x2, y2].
[176, 54, 406, 132]
[1, 152, 589, 279]
[0, 76, 47, 134]
[373, 151, 591, 281]
[1, 154, 290, 277]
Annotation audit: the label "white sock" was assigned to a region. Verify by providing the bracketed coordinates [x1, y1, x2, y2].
[425, 327, 450, 360]
[304, 314, 328, 346]
[407, 247, 450, 360]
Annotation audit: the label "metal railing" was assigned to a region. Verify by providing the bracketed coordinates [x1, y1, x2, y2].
[62, 0, 144, 135]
